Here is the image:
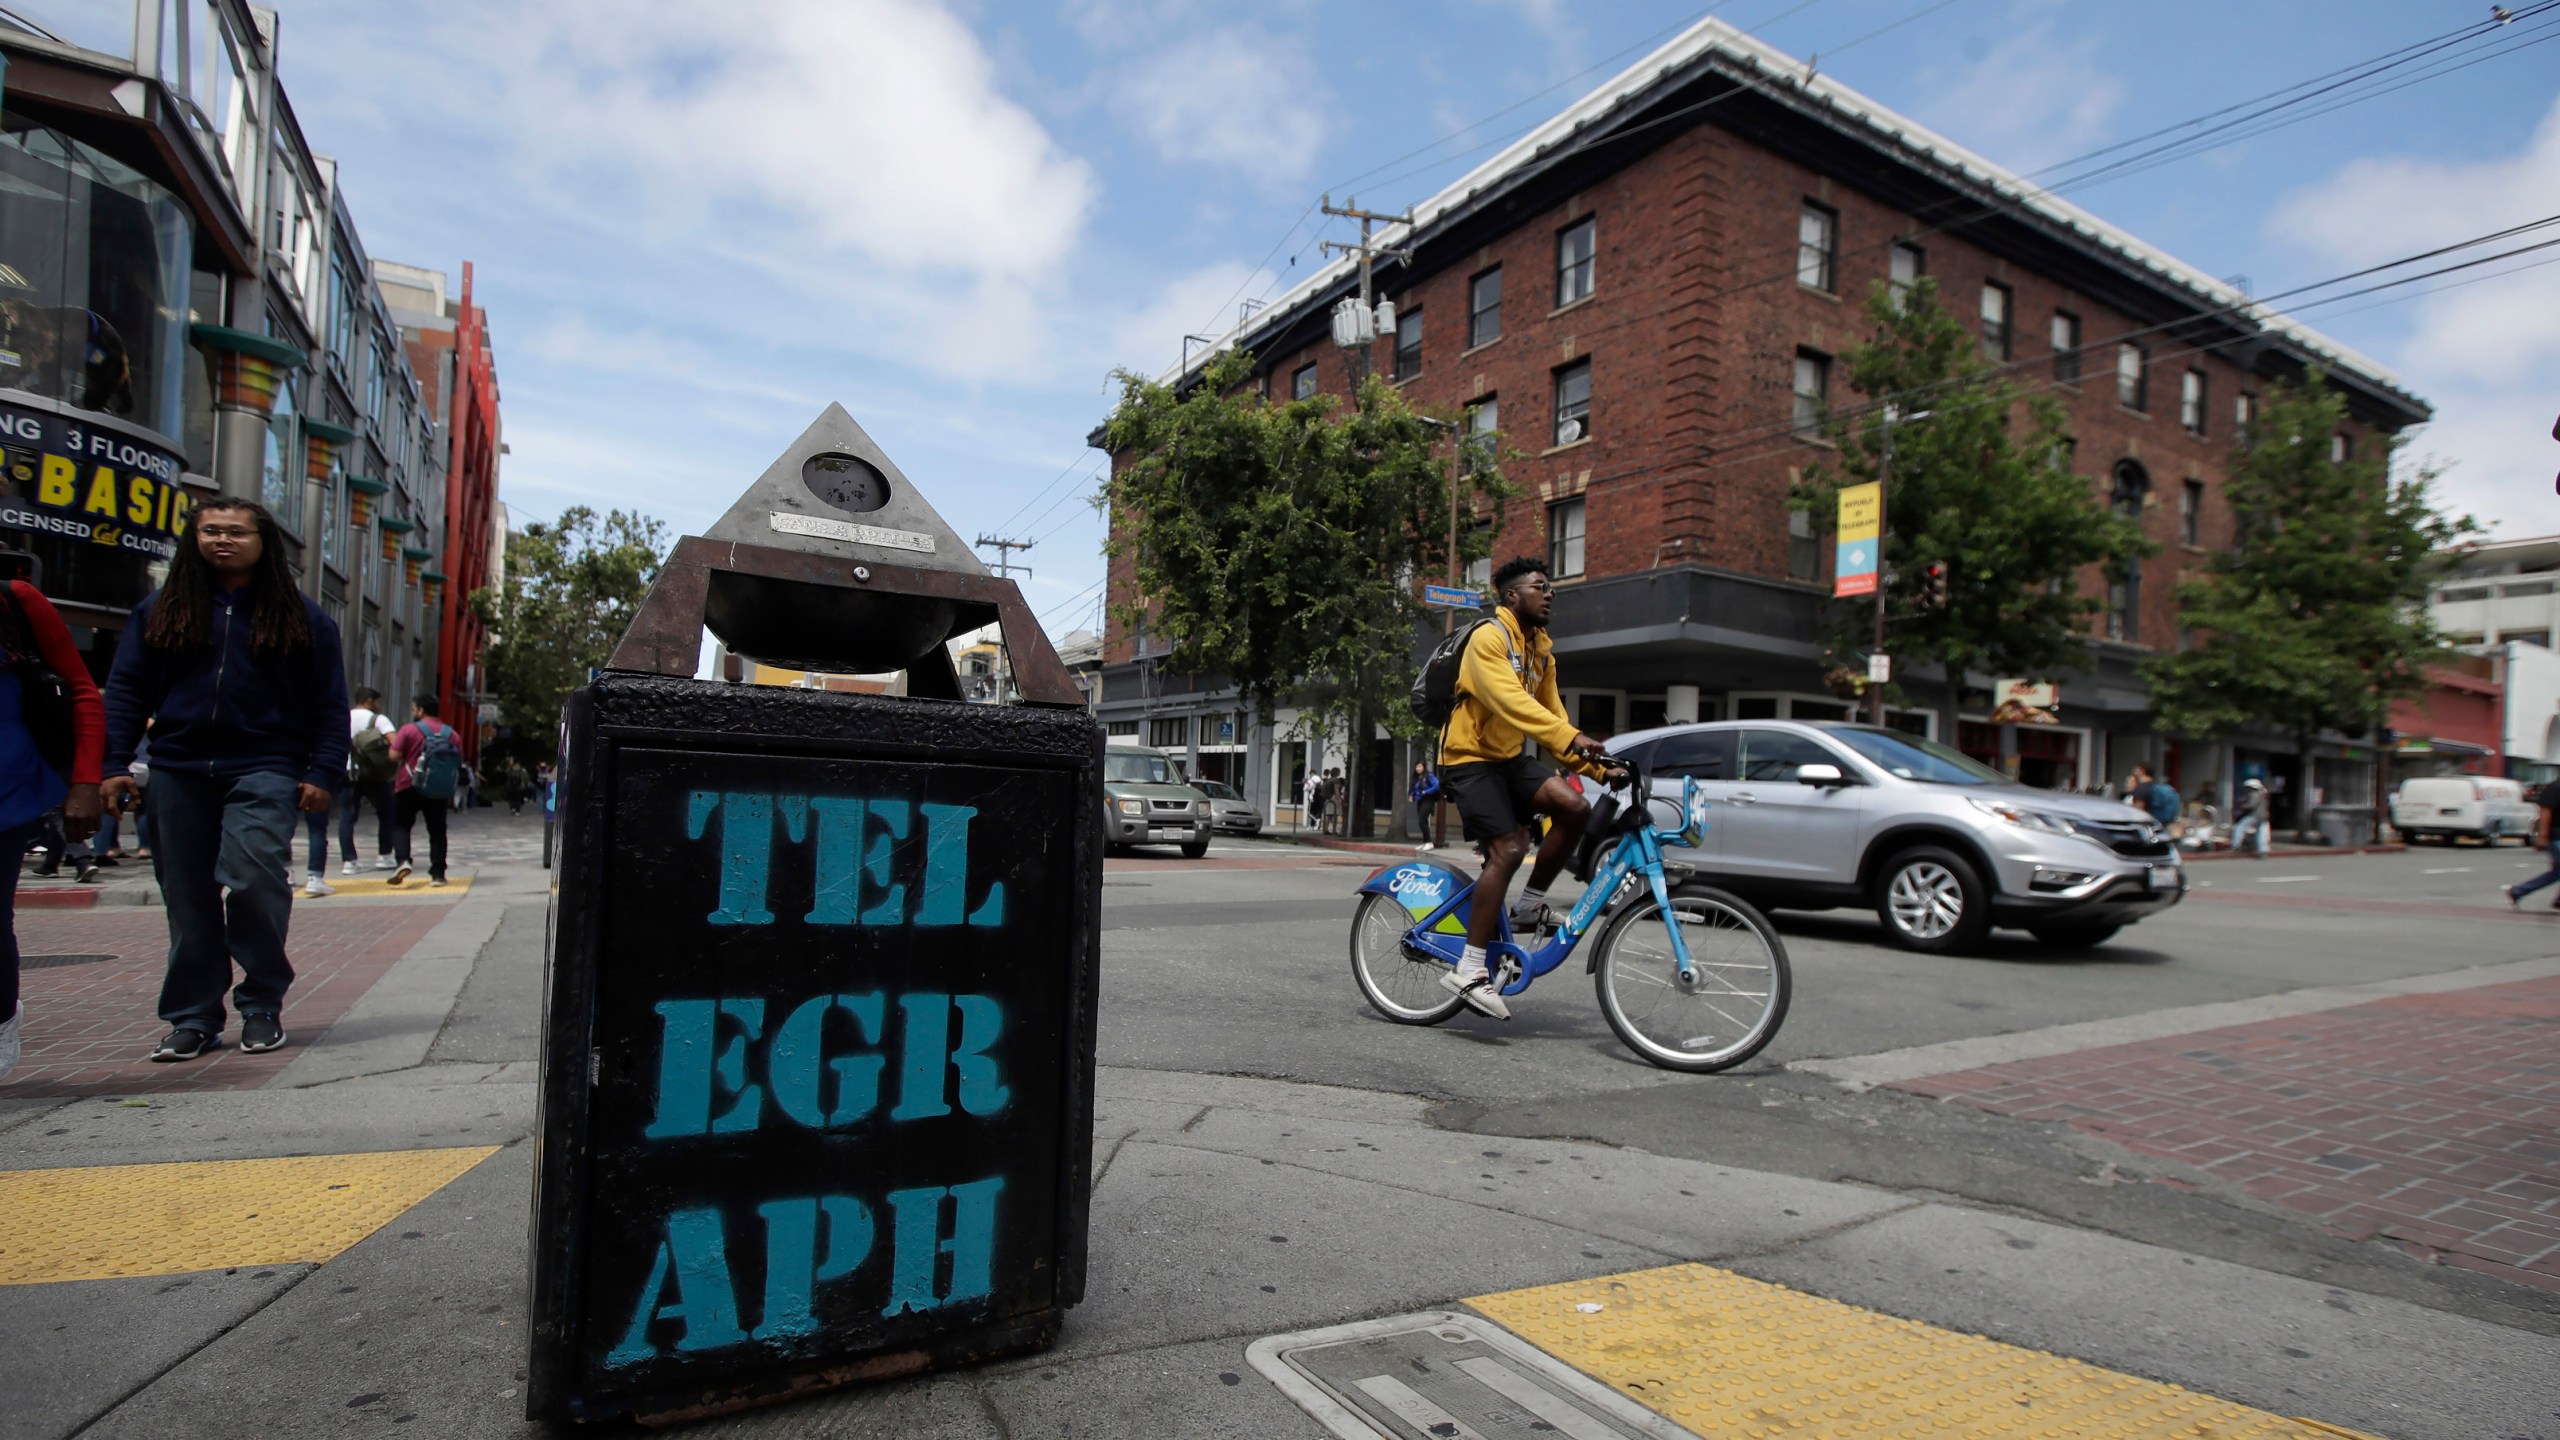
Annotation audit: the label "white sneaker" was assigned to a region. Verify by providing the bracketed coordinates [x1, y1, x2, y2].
[0, 1002, 21, 1082]
[373, 856, 395, 871]
[302, 875, 335, 898]
[388, 862, 411, 886]
[428, 877, 449, 888]
[340, 861, 359, 877]
[1440, 969, 1512, 1020]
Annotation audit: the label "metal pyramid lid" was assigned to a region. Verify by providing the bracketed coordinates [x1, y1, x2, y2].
[700, 403, 987, 576]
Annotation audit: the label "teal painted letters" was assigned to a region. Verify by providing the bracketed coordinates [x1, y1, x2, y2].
[604, 1207, 747, 1367]
[751, 1195, 874, 1341]
[883, 1176, 1004, 1315]
[768, 993, 886, 1128]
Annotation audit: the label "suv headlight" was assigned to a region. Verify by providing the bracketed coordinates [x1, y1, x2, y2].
[1967, 797, 2078, 835]
[1116, 798, 1144, 816]
[1196, 800, 1210, 815]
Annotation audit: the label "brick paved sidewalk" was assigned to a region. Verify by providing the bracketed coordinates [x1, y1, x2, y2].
[5, 901, 455, 1098]
[1896, 976, 2560, 1294]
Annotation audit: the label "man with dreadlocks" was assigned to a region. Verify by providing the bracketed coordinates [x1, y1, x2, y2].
[101, 498, 349, 1063]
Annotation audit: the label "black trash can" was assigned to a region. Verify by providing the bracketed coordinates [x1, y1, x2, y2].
[526, 405, 1103, 1424]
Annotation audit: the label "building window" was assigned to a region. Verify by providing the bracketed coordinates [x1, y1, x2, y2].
[2235, 392, 2257, 433]
[1469, 266, 1502, 348]
[1788, 507, 1818, 581]
[1464, 397, 1499, 472]
[1106, 720, 1139, 737]
[1556, 218, 1595, 306]
[1548, 496, 1586, 578]
[1889, 242, 1925, 301]
[1796, 202, 1837, 292]
[2108, 461, 2149, 643]
[2181, 479, 2204, 546]
[1393, 305, 1422, 381]
[2051, 311, 2081, 386]
[1552, 359, 1591, 446]
[1792, 350, 1829, 439]
[1979, 282, 2012, 361]
[2116, 342, 2148, 411]
[2181, 369, 2208, 436]
[2331, 433, 2351, 464]
[1148, 716, 1187, 749]
[1291, 362, 1317, 400]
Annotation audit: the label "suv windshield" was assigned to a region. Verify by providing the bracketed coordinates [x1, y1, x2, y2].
[1824, 726, 2007, 785]
[1105, 752, 1174, 784]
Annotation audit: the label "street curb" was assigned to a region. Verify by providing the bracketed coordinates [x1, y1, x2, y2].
[1282, 834, 1435, 859]
[271, 894, 510, 1089]
[2185, 843, 2408, 862]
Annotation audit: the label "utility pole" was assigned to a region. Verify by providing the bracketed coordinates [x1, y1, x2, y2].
[1320, 195, 1412, 384]
[975, 535, 1034, 581]
[1870, 412, 1893, 728]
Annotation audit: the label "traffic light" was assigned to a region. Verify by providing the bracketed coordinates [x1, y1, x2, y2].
[1922, 560, 1949, 609]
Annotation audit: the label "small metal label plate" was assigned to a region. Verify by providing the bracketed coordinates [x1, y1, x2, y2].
[1247, 1311, 1694, 1440]
[768, 511, 936, 552]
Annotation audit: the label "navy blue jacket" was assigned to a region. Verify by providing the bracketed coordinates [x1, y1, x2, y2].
[103, 587, 350, 790]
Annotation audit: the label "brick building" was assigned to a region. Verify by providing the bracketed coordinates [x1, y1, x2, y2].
[1094, 19, 2428, 833]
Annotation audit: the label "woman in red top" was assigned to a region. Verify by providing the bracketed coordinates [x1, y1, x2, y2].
[2, 572, 106, 1081]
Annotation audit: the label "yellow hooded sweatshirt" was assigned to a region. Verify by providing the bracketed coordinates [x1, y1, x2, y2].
[1441, 606, 1599, 775]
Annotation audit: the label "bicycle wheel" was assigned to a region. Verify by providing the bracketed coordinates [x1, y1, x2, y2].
[1592, 885, 1790, 1072]
[1349, 892, 1465, 1025]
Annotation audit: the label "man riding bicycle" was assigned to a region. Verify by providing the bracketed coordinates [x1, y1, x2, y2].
[1438, 557, 1621, 1020]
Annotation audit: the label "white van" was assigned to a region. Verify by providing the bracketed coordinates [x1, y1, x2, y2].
[2391, 775, 2539, 845]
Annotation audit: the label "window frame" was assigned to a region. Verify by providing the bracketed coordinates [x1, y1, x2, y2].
[2050, 311, 2081, 387]
[1547, 494, 1586, 579]
[2180, 368, 2208, 436]
[1791, 348, 1830, 441]
[2116, 342, 2148, 412]
[1468, 265, 1502, 349]
[1393, 304, 1422, 381]
[1291, 361, 1318, 400]
[1555, 217, 1596, 307]
[2180, 478, 2204, 547]
[1979, 281, 2013, 361]
[1787, 506, 1818, 582]
[1888, 242, 1925, 301]
[2234, 392, 2258, 434]
[1796, 201, 1838, 293]
[1551, 358, 1592, 447]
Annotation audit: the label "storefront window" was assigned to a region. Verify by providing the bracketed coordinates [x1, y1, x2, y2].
[0, 114, 194, 440]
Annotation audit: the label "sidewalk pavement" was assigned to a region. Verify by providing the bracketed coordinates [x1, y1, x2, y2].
[4, 825, 2556, 1439]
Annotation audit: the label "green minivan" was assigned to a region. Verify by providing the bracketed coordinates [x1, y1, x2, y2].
[1103, 739, 1211, 858]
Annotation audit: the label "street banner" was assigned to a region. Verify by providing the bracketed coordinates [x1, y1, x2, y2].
[1833, 483, 1880, 598]
[1422, 584, 1481, 611]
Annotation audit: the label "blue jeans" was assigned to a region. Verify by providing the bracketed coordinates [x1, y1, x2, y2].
[149, 769, 299, 1033]
[2230, 814, 2269, 856]
[2, 818, 36, 1021]
[2514, 841, 2560, 903]
[302, 800, 333, 878]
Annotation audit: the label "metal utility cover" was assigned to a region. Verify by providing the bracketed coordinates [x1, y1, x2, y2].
[1246, 1311, 1694, 1440]
[700, 402, 987, 576]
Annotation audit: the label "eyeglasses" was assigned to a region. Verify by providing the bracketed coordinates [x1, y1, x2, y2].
[196, 527, 259, 540]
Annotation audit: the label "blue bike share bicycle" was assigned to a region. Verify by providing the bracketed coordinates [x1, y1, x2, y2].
[1348, 760, 1791, 1072]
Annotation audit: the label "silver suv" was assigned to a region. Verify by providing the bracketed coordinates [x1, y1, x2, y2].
[1611, 720, 2184, 952]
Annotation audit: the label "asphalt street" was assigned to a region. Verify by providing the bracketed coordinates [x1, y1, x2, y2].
[1101, 836, 2560, 1334]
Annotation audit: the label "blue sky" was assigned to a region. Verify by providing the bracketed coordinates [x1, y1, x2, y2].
[271, 0, 2560, 640]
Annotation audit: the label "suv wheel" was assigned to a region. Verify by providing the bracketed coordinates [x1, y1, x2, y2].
[1876, 845, 1992, 954]
[1180, 835, 1210, 859]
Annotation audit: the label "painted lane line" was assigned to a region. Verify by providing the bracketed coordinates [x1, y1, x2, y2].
[2423, 866, 2473, 874]
[2256, 875, 2319, 884]
[1794, 955, 2560, 1090]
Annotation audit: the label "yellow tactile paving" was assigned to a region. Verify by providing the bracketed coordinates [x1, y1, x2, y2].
[1467, 1264, 2378, 1440]
[0, 1146, 499, 1284]
[305, 874, 473, 897]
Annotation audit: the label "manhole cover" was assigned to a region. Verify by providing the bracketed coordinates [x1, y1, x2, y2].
[1248, 1311, 1691, 1440]
[22, 954, 116, 970]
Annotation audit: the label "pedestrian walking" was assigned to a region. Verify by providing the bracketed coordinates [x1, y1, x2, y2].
[2229, 777, 2272, 858]
[1, 569, 106, 1080]
[2127, 764, 2180, 827]
[340, 686, 398, 877]
[1409, 760, 1441, 841]
[387, 694, 463, 888]
[2504, 782, 2560, 909]
[1303, 766, 1325, 833]
[100, 498, 348, 1063]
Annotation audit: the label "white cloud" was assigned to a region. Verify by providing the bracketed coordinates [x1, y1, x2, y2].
[1109, 26, 1332, 183]
[1106, 261, 1273, 378]
[2270, 99, 2560, 537]
[1911, 22, 2126, 177]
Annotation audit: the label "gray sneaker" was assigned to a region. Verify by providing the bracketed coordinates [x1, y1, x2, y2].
[1439, 969, 1512, 1021]
[239, 1013, 287, 1054]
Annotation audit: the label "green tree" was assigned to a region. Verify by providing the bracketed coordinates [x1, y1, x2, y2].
[1792, 278, 2152, 740]
[2141, 374, 2474, 821]
[471, 506, 668, 762]
[1102, 347, 1515, 836]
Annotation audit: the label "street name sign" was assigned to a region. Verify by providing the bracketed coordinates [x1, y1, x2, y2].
[1423, 584, 1482, 611]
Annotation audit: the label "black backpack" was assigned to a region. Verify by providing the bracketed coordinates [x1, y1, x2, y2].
[1410, 618, 1519, 728]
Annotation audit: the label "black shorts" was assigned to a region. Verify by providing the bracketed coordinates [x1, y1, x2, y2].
[1441, 756, 1559, 844]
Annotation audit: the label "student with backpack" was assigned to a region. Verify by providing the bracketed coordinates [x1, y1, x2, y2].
[340, 687, 398, 879]
[388, 694, 462, 887]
